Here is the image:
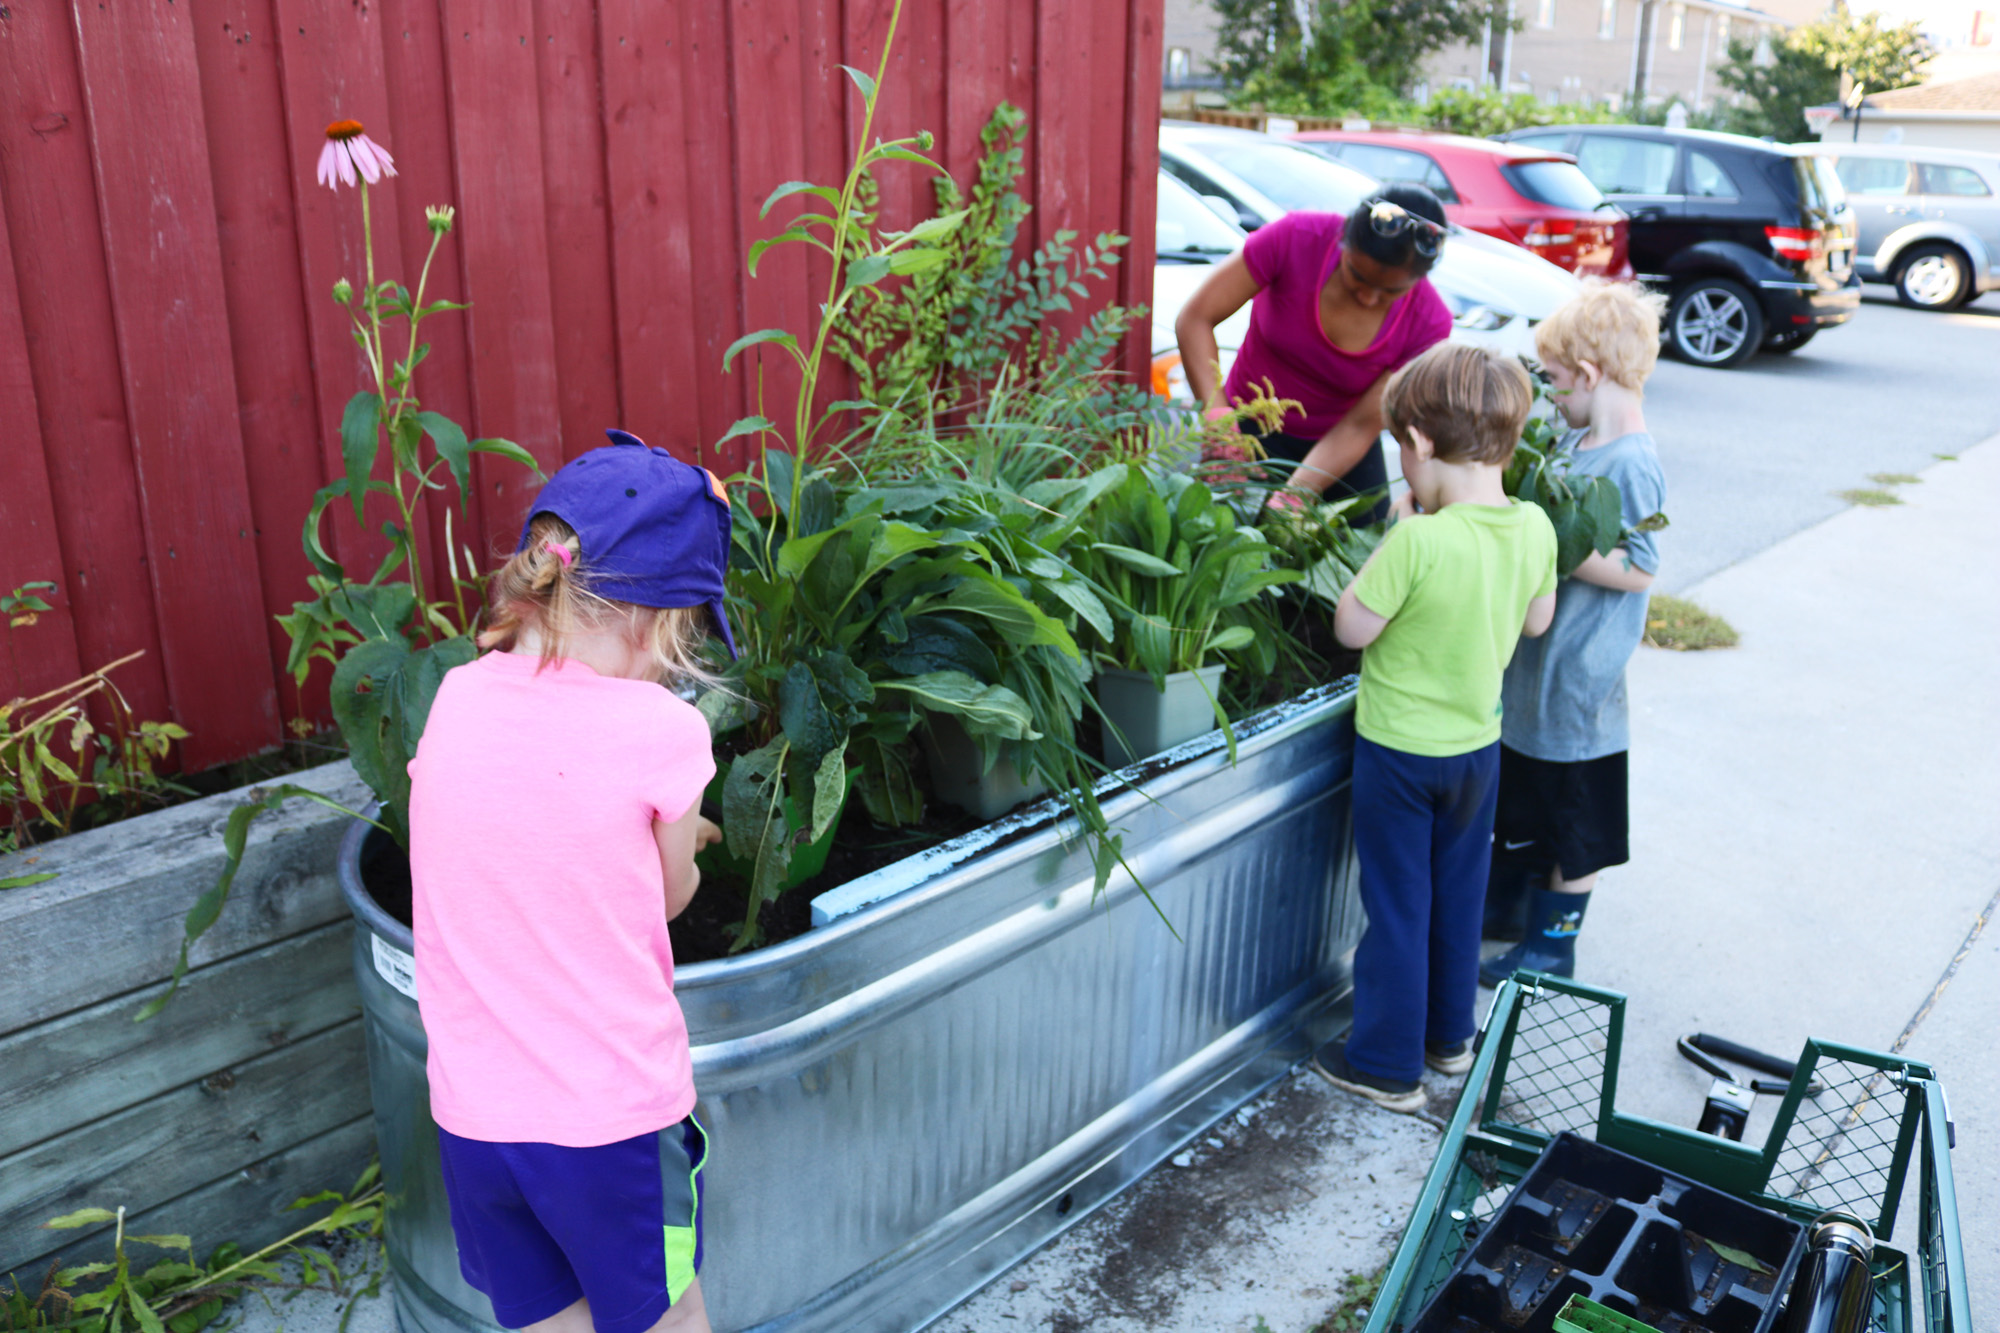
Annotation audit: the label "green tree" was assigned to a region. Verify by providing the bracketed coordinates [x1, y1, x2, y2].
[1714, 8, 1932, 140]
[1209, 0, 1508, 116]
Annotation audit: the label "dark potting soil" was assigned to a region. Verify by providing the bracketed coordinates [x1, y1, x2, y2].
[668, 803, 987, 963]
[354, 799, 986, 965]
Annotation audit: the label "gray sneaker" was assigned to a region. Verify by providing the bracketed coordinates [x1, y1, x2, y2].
[1310, 1039, 1427, 1114]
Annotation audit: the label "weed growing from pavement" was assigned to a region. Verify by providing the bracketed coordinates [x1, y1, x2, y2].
[1868, 472, 1921, 486]
[1644, 596, 1739, 651]
[1309, 1265, 1386, 1333]
[1836, 487, 1903, 507]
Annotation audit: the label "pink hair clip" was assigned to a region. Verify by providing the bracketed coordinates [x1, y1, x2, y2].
[542, 540, 574, 567]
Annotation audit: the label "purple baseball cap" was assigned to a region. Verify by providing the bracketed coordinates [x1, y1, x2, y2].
[516, 429, 737, 657]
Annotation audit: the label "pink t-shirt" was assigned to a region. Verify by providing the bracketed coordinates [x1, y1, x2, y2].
[1223, 211, 1453, 439]
[407, 650, 715, 1146]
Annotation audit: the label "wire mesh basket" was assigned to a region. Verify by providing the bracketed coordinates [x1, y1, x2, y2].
[1367, 975, 1969, 1333]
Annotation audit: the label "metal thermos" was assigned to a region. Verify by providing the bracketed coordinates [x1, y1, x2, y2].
[1777, 1214, 1875, 1333]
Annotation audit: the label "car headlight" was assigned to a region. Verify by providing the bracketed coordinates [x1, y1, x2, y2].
[1444, 292, 1515, 332]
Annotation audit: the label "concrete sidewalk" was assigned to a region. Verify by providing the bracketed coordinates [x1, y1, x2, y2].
[239, 437, 1999, 1333]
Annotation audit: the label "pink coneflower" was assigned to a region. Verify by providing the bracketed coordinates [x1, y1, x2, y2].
[317, 119, 396, 190]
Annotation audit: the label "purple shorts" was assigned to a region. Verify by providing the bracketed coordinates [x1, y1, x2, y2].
[437, 1117, 708, 1333]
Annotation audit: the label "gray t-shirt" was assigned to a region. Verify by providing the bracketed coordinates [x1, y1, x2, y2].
[1501, 430, 1666, 762]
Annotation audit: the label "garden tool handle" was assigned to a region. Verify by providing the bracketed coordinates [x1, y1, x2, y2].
[1687, 1032, 1799, 1080]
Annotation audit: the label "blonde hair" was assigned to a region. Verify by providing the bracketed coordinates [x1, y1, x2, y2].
[1381, 342, 1533, 465]
[478, 514, 723, 692]
[1534, 280, 1668, 392]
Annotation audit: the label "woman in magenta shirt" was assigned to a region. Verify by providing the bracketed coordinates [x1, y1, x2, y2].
[1176, 183, 1453, 517]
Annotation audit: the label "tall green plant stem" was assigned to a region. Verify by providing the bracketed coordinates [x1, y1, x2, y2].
[782, 1, 907, 538]
[352, 183, 455, 637]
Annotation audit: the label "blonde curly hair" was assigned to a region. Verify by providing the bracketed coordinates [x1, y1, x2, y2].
[1534, 280, 1670, 392]
[478, 514, 722, 692]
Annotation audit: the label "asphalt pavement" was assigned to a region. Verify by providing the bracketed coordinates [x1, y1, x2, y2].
[1641, 292, 2000, 590]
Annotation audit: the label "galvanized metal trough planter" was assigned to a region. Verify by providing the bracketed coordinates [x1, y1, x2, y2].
[341, 679, 1363, 1333]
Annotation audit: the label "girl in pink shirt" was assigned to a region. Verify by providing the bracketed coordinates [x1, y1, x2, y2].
[408, 430, 732, 1333]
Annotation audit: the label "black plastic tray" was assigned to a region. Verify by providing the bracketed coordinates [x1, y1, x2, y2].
[1409, 1133, 1808, 1333]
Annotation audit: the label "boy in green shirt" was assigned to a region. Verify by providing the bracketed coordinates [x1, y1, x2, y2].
[1311, 343, 1557, 1114]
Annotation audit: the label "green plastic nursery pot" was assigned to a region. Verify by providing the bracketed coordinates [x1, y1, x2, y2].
[1095, 664, 1228, 769]
[697, 763, 845, 890]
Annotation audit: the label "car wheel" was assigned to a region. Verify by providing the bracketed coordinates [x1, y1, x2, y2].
[1895, 244, 1972, 309]
[1668, 278, 1765, 369]
[1763, 326, 1817, 354]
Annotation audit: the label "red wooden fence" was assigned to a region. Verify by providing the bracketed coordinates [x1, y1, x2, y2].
[0, 0, 1165, 772]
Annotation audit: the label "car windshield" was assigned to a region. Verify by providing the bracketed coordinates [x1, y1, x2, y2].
[1156, 172, 1246, 257]
[1500, 160, 1607, 210]
[1190, 138, 1374, 215]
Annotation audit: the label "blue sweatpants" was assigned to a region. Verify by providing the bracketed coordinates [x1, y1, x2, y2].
[1346, 736, 1500, 1084]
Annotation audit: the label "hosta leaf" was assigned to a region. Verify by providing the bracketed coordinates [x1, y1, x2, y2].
[1090, 543, 1182, 578]
[878, 672, 1039, 740]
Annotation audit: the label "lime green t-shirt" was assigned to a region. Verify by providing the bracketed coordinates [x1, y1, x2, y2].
[1351, 500, 1558, 757]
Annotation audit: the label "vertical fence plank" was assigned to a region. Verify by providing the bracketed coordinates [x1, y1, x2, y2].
[675, 2, 753, 470]
[0, 5, 170, 725]
[597, 2, 708, 464]
[729, 0, 814, 456]
[272, 0, 409, 599]
[1034, 0, 1095, 349]
[0, 193, 85, 703]
[1118, 0, 1163, 383]
[437, 0, 567, 557]
[71, 0, 279, 767]
[533, 0, 622, 465]
[374, 0, 487, 577]
[188, 0, 335, 729]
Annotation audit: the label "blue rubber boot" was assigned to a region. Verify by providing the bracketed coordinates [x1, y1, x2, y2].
[1479, 888, 1589, 987]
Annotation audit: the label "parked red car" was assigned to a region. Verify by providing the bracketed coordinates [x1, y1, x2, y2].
[1291, 128, 1633, 280]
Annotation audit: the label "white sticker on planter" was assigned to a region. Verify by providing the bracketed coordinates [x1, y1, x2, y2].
[371, 934, 418, 999]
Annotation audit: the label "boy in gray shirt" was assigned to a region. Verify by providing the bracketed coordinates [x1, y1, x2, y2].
[1481, 282, 1668, 984]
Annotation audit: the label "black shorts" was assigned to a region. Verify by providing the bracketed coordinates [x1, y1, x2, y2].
[1243, 427, 1390, 525]
[1493, 745, 1629, 881]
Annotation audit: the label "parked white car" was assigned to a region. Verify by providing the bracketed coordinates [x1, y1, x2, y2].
[1153, 120, 1581, 395]
[1796, 141, 2000, 309]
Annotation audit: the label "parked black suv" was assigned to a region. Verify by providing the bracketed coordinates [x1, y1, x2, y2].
[1498, 125, 1860, 368]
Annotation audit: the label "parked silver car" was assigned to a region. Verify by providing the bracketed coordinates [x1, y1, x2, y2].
[1798, 142, 2000, 309]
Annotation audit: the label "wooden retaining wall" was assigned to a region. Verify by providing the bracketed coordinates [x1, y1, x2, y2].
[0, 762, 373, 1276]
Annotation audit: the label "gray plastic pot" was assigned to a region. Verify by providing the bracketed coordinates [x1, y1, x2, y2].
[1095, 664, 1228, 768]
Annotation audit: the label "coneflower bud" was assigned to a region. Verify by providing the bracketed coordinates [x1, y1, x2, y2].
[425, 205, 456, 236]
[332, 277, 354, 305]
[916, 130, 935, 151]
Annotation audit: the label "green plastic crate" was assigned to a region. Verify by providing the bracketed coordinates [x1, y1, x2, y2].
[1367, 974, 1969, 1333]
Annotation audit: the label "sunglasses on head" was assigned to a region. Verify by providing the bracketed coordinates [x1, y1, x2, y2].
[1365, 200, 1445, 259]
